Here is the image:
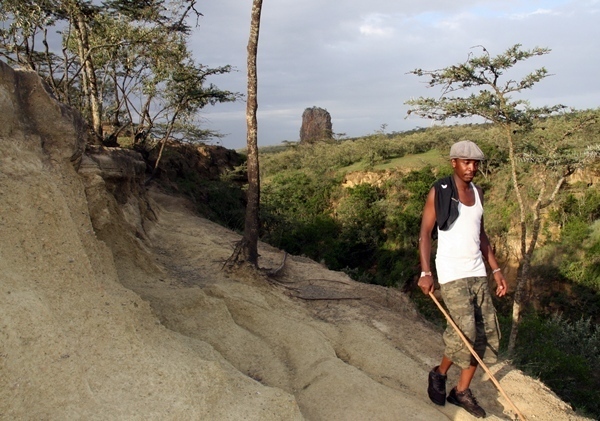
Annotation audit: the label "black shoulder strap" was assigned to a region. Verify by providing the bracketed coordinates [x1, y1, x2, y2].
[433, 176, 459, 235]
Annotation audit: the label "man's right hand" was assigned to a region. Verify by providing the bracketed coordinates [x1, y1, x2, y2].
[418, 273, 434, 295]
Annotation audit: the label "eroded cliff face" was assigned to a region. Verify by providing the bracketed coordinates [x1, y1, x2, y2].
[0, 61, 301, 420]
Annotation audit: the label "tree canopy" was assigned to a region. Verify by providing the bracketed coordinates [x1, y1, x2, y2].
[0, 0, 239, 145]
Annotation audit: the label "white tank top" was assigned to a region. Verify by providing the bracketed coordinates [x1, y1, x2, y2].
[435, 183, 486, 284]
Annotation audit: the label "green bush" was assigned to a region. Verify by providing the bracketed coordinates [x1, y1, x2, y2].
[267, 215, 343, 266]
[176, 175, 246, 232]
[198, 180, 246, 232]
[260, 170, 345, 266]
[550, 190, 600, 292]
[513, 314, 600, 418]
[336, 184, 386, 246]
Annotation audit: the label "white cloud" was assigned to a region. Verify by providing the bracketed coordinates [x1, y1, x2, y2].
[435, 12, 475, 30]
[359, 13, 394, 37]
[509, 8, 560, 19]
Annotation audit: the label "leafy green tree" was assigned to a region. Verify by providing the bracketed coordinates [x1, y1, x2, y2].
[406, 44, 599, 351]
[0, 0, 237, 145]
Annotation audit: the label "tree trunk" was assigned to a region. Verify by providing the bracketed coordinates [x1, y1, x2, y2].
[507, 157, 572, 351]
[506, 125, 528, 353]
[152, 107, 181, 176]
[74, 9, 103, 143]
[239, 0, 263, 266]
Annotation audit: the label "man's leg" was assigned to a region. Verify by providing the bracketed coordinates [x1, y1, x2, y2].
[436, 357, 477, 390]
[437, 355, 453, 375]
[439, 278, 487, 418]
[428, 355, 452, 405]
[457, 363, 478, 392]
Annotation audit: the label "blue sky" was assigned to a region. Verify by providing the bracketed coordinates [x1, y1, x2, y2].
[190, 0, 600, 149]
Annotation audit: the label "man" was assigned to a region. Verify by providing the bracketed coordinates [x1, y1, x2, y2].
[418, 140, 507, 418]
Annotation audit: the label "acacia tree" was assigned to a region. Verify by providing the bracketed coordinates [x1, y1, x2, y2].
[0, 0, 236, 146]
[1, 0, 108, 142]
[70, 1, 104, 142]
[0, 0, 78, 103]
[151, 61, 239, 172]
[406, 44, 597, 352]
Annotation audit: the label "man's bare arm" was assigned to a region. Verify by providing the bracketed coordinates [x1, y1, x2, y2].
[418, 187, 436, 294]
[477, 186, 508, 297]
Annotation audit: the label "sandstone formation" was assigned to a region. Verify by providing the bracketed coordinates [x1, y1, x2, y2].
[299, 106, 333, 144]
[0, 61, 300, 420]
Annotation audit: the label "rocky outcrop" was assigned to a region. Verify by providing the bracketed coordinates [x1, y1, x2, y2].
[299, 106, 333, 144]
[568, 163, 600, 187]
[0, 61, 85, 165]
[78, 145, 153, 244]
[342, 170, 393, 188]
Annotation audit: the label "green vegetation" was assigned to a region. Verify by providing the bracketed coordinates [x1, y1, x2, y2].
[0, 0, 238, 146]
[552, 190, 600, 291]
[259, 125, 472, 178]
[259, 131, 452, 288]
[183, 177, 246, 233]
[512, 314, 600, 418]
[255, 112, 600, 417]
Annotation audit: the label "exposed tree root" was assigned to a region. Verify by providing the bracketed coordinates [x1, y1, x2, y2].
[264, 252, 287, 276]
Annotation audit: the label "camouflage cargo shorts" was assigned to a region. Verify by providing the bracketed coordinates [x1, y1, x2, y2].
[439, 276, 501, 369]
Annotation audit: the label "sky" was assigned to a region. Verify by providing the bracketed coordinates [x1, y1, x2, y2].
[190, 0, 600, 149]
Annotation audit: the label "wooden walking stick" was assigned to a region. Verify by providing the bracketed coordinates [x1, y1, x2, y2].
[429, 292, 526, 421]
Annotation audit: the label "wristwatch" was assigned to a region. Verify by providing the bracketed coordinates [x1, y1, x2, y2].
[420, 271, 432, 277]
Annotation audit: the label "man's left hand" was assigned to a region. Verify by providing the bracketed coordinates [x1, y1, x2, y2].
[494, 272, 508, 297]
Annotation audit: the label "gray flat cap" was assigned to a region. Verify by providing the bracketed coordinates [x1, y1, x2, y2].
[449, 140, 485, 160]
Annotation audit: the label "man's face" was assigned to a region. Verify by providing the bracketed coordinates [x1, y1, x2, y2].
[452, 158, 480, 182]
